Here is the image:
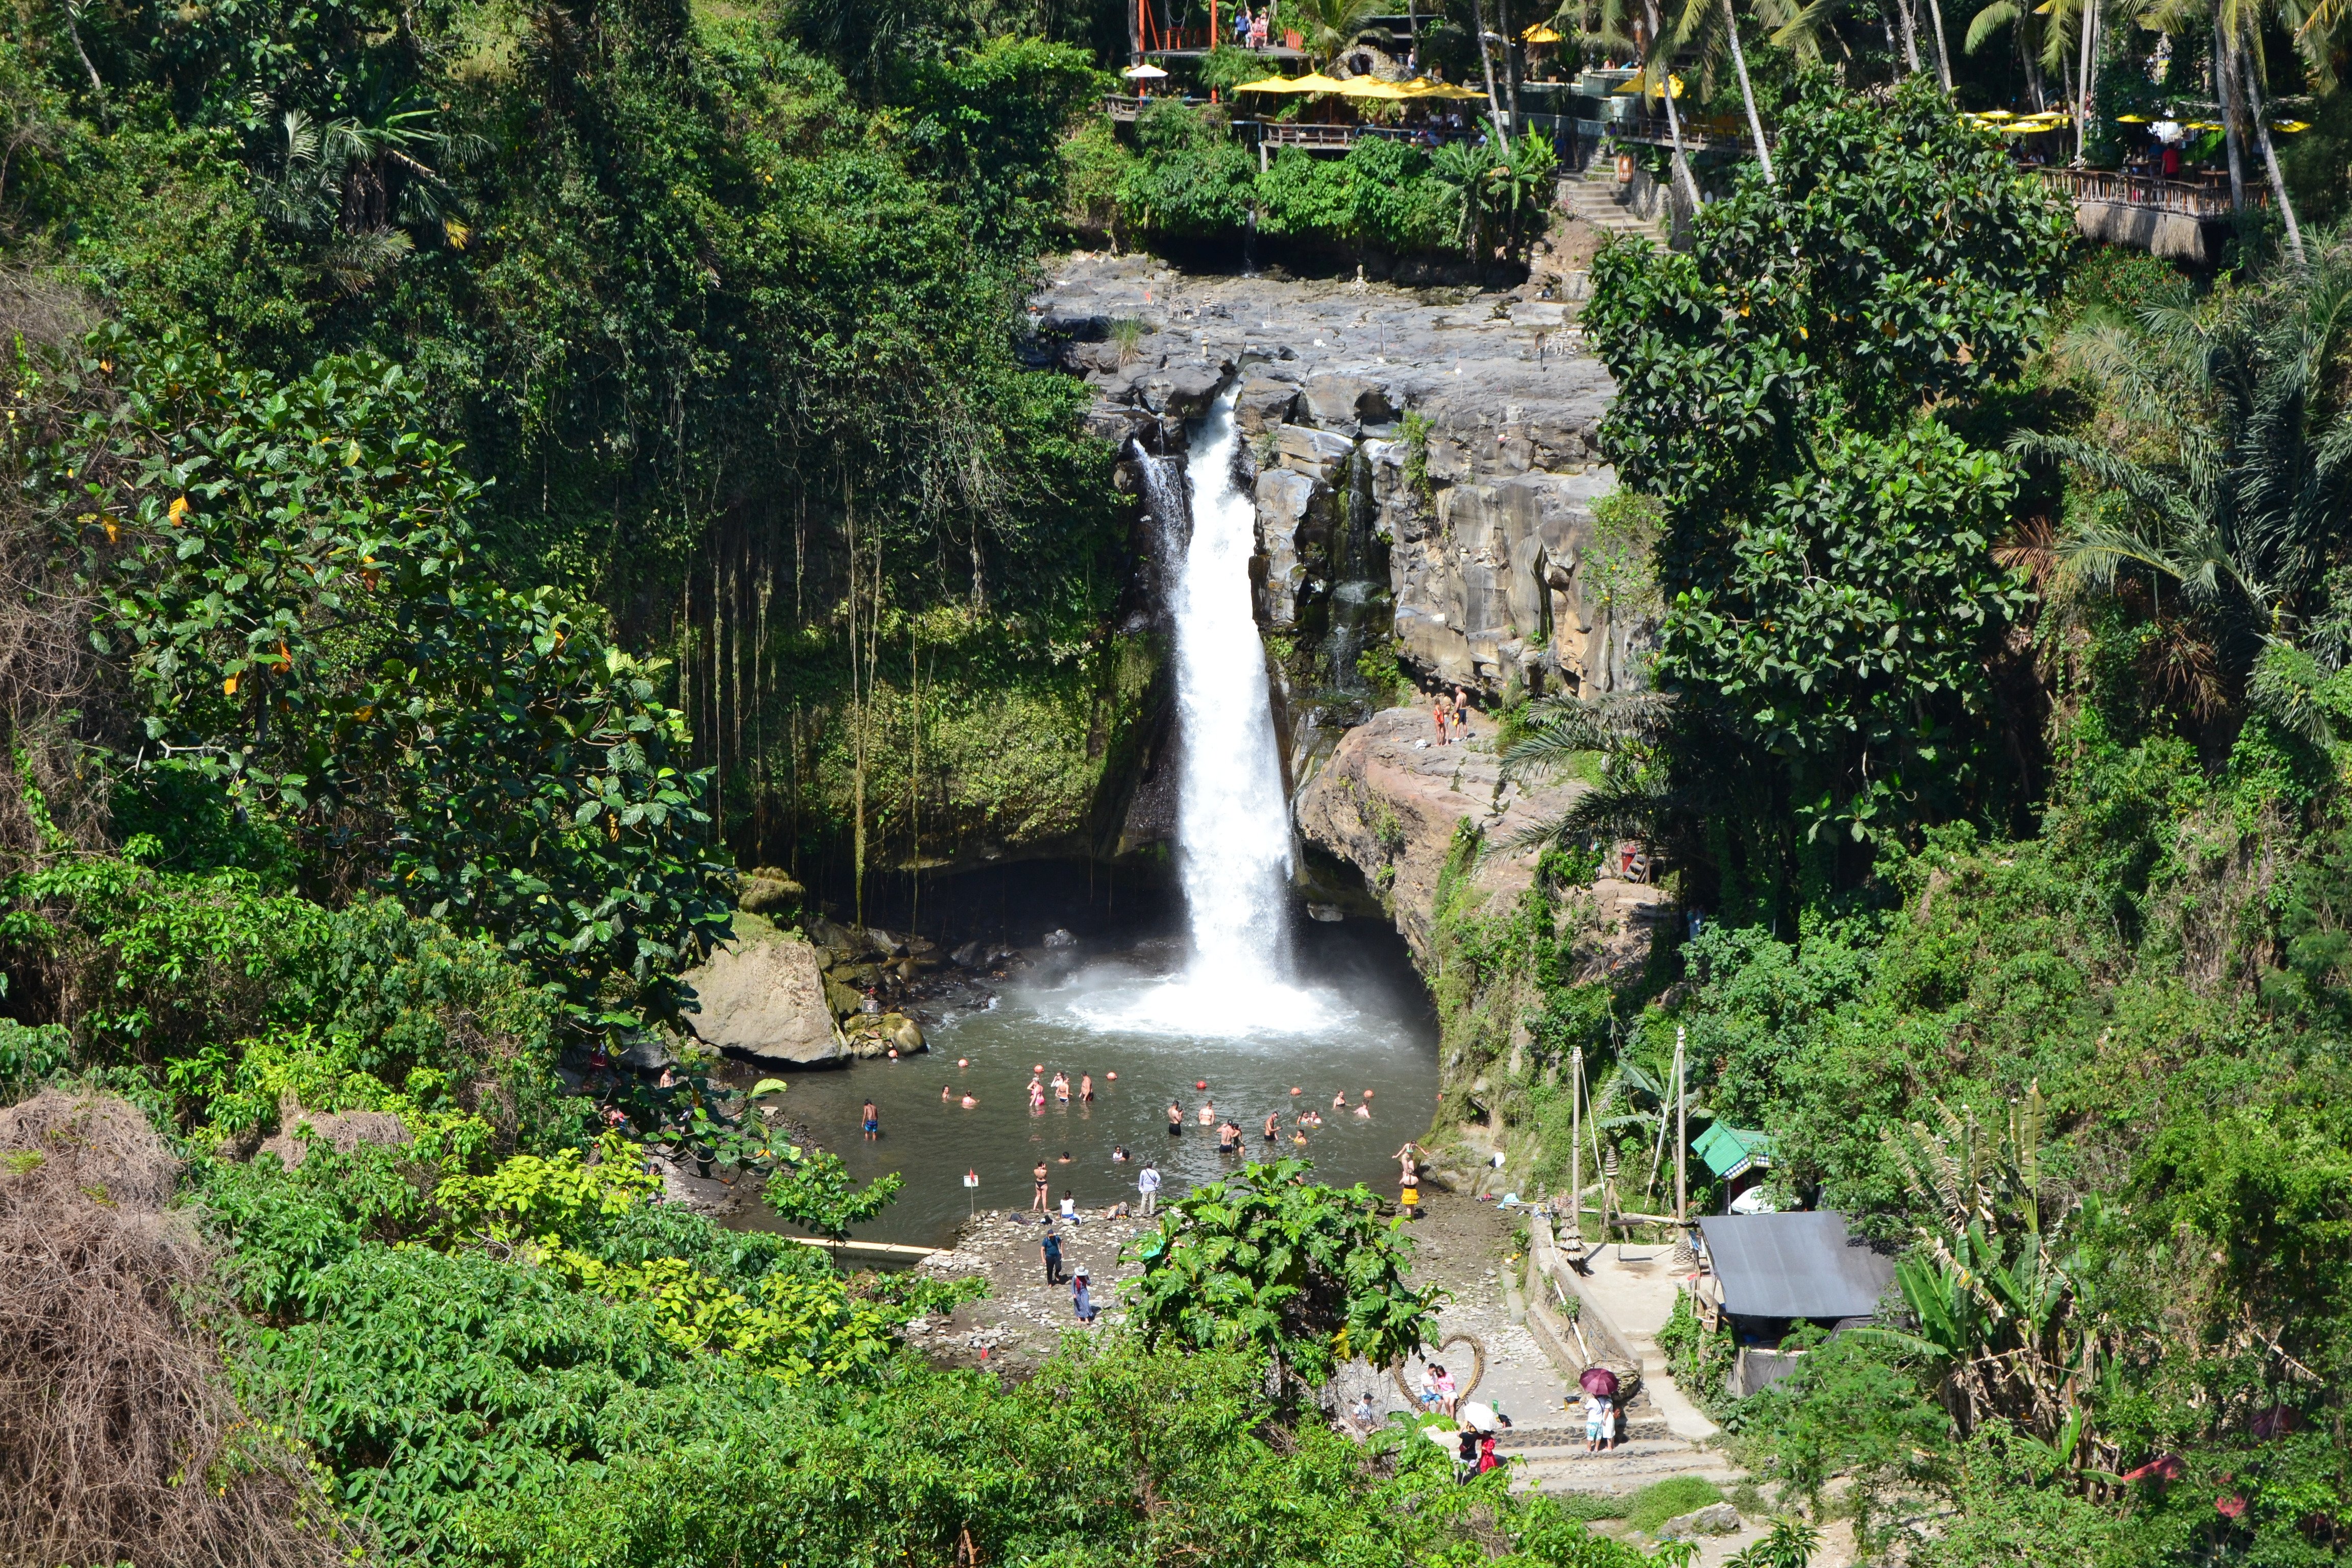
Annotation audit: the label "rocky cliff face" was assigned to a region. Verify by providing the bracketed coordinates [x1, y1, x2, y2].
[1033, 252, 1657, 722]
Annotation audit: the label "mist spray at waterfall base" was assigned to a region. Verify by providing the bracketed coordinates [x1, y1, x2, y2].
[1094, 387, 1337, 1039]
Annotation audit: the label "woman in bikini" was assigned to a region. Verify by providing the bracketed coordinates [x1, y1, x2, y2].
[1032, 1161, 1051, 1213]
[1052, 1072, 1070, 1103]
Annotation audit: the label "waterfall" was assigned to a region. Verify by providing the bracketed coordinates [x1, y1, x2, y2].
[1118, 388, 1327, 1037]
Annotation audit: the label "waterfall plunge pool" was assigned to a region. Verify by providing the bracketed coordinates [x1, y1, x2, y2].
[723, 916, 1439, 1251]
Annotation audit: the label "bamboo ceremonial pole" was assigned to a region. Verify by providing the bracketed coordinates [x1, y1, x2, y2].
[1568, 1046, 1583, 1247]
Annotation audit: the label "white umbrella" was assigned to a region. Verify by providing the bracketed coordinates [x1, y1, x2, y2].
[1122, 63, 1169, 78]
[1458, 1401, 1498, 1432]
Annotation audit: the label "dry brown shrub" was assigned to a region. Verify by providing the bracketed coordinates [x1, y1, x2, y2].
[0, 1089, 363, 1567]
[257, 1101, 411, 1168]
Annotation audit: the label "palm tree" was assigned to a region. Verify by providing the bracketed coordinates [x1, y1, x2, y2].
[1669, 0, 1775, 181]
[1290, 0, 1388, 63]
[1498, 690, 1681, 852]
[1962, 0, 2050, 108]
[2012, 250, 2352, 682]
[2144, 0, 2312, 252]
[1594, 0, 1702, 215]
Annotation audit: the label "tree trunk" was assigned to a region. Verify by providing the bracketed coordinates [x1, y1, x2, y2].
[2073, 0, 2095, 164]
[1724, 0, 1775, 183]
[1641, 0, 1701, 220]
[2215, 14, 2247, 212]
[1469, 0, 1510, 150]
[1923, 0, 1953, 88]
[1499, 0, 1521, 132]
[1896, 0, 1923, 74]
[2240, 44, 2306, 263]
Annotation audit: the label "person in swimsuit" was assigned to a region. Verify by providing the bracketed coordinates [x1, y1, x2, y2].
[1354, 1099, 1373, 1118]
[1198, 1099, 1215, 1125]
[1032, 1161, 1050, 1213]
[1080, 1073, 1094, 1101]
[1168, 1100, 1184, 1134]
[1030, 1081, 1046, 1112]
[960, 1092, 978, 1108]
[1333, 1091, 1348, 1109]
[862, 1100, 879, 1141]
[941, 1085, 951, 1101]
[1263, 1112, 1280, 1143]
[1432, 694, 1448, 744]
[1052, 1072, 1070, 1102]
[1216, 1120, 1240, 1154]
[1452, 687, 1471, 741]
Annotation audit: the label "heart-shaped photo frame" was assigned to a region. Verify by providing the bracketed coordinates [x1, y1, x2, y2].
[1391, 1332, 1487, 1407]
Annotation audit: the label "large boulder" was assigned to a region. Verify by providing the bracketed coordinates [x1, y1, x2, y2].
[681, 931, 847, 1066]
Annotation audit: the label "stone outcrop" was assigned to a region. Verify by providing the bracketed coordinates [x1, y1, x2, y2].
[680, 925, 847, 1067]
[1033, 252, 1657, 712]
[1293, 705, 1673, 962]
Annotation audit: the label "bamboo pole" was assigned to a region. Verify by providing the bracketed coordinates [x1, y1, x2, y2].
[1569, 1046, 1583, 1246]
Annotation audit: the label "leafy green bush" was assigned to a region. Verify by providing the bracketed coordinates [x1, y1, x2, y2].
[1125, 1157, 1441, 1390]
[18, 329, 731, 1037]
[1120, 101, 1258, 237]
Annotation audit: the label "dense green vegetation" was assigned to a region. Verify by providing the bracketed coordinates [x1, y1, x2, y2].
[1424, 72, 2352, 1568]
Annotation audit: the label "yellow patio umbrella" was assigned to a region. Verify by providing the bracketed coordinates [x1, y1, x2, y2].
[1335, 76, 1414, 98]
[1612, 71, 1685, 98]
[2115, 113, 2148, 123]
[1287, 70, 1351, 92]
[1978, 108, 2016, 119]
[2273, 119, 2312, 132]
[2185, 120, 2221, 130]
[1234, 74, 1320, 92]
[1521, 22, 1564, 41]
[1404, 78, 1490, 99]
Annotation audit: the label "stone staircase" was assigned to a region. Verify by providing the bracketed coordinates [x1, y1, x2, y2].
[1557, 166, 1669, 248]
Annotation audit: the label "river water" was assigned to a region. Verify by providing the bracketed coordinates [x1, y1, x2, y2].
[729, 385, 1439, 1249]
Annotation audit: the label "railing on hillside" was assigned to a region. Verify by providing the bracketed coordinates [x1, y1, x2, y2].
[2027, 165, 2252, 221]
[1608, 111, 1763, 152]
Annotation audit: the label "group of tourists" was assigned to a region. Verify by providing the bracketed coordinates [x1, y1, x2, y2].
[1229, 5, 1275, 49]
[1429, 686, 1474, 744]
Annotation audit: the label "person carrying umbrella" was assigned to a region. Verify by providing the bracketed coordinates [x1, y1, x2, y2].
[1579, 1364, 1619, 1453]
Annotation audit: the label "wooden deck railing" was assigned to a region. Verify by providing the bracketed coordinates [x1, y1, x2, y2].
[2026, 165, 2255, 220]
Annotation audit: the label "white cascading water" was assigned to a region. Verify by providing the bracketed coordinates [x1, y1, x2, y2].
[1088, 386, 1331, 1037]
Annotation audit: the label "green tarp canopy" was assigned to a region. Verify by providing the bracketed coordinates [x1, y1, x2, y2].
[1693, 1122, 1772, 1180]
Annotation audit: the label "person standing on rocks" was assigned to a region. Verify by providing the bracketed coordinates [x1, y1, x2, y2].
[1138, 1162, 1162, 1215]
[1040, 1223, 1065, 1285]
[1432, 692, 1449, 745]
[1032, 1160, 1051, 1213]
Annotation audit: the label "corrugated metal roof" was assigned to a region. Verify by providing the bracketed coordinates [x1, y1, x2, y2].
[1698, 1212, 1896, 1321]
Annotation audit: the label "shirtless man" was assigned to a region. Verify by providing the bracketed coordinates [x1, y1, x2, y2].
[862, 1100, 880, 1141]
[1263, 1111, 1281, 1144]
[1080, 1073, 1094, 1101]
[1168, 1100, 1184, 1134]
[1216, 1120, 1241, 1154]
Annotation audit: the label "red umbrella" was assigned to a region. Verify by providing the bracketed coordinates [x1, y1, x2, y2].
[1579, 1365, 1619, 1399]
